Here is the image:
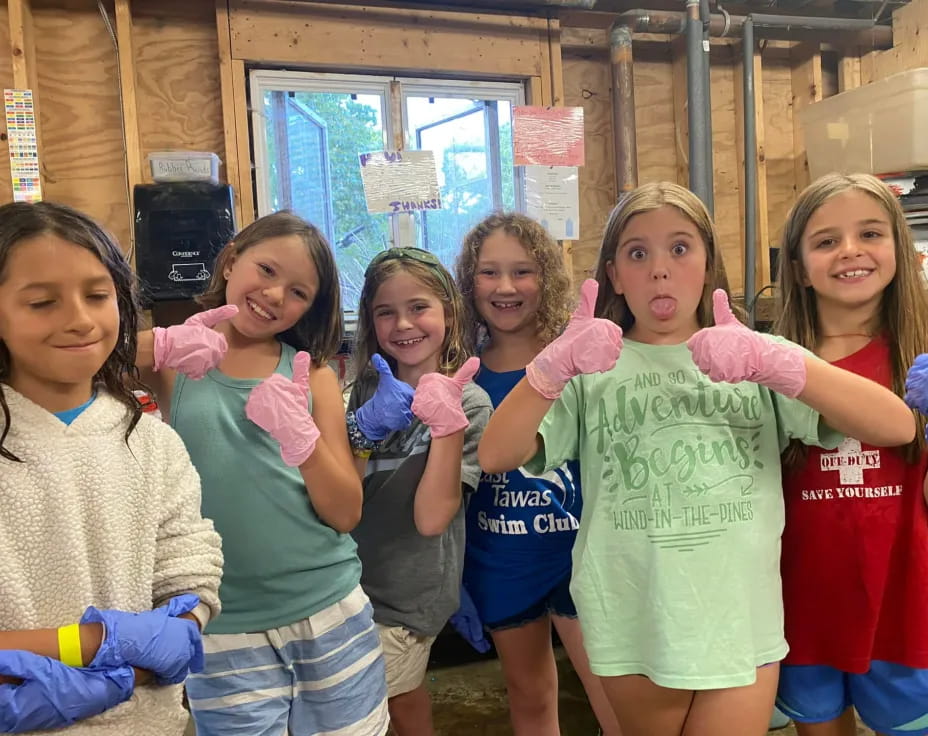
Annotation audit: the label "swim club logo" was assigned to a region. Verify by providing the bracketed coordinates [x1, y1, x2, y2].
[476, 464, 580, 536]
[820, 437, 880, 484]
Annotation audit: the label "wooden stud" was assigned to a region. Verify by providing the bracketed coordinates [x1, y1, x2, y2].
[546, 16, 572, 276]
[231, 59, 255, 227]
[114, 0, 143, 238]
[838, 49, 861, 92]
[790, 41, 822, 194]
[670, 36, 688, 187]
[734, 40, 771, 295]
[526, 75, 543, 105]
[216, 0, 243, 228]
[7, 0, 44, 193]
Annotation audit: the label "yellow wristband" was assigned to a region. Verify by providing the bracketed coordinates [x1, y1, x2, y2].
[352, 446, 373, 459]
[57, 623, 83, 667]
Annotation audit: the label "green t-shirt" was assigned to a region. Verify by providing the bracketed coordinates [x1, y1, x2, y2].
[526, 338, 842, 689]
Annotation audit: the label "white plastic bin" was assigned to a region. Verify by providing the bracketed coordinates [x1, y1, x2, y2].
[148, 151, 221, 184]
[799, 67, 928, 179]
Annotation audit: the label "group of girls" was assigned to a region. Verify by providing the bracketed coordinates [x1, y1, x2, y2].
[0, 168, 925, 736]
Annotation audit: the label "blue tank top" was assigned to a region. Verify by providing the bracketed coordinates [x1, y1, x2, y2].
[464, 364, 582, 624]
[170, 342, 361, 634]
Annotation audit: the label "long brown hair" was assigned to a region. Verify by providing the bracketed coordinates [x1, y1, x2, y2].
[774, 172, 927, 464]
[197, 211, 343, 364]
[593, 182, 734, 328]
[353, 256, 468, 383]
[0, 201, 146, 461]
[456, 212, 573, 350]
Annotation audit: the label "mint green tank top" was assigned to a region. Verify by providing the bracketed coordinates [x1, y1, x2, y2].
[170, 342, 361, 634]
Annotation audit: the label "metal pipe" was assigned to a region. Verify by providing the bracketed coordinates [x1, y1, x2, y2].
[610, 24, 638, 193]
[686, 0, 711, 208]
[743, 16, 757, 328]
[700, 0, 714, 214]
[612, 9, 892, 47]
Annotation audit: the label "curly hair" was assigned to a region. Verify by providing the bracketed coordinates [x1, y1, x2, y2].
[0, 201, 146, 462]
[593, 182, 735, 329]
[353, 256, 469, 383]
[456, 212, 573, 350]
[774, 172, 928, 465]
[197, 211, 343, 365]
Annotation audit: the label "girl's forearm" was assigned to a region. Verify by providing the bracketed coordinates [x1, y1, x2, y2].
[413, 431, 465, 537]
[298, 439, 364, 533]
[0, 624, 103, 665]
[479, 378, 551, 473]
[799, 356, 915, 446]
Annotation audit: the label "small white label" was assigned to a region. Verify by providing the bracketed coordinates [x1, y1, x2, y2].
[152, 159, 213, 177]
[702, 39, 710, 52]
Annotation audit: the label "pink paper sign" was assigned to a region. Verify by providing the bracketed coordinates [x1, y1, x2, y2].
[513, 106, 585, 167]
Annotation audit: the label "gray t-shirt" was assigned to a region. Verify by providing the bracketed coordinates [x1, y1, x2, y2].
[349, 377, 492, 636]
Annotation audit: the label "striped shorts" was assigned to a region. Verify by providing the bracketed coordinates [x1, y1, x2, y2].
[186, 585, 389, 735]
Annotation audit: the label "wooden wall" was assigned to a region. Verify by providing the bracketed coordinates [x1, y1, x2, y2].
[1, 0, 926, 298]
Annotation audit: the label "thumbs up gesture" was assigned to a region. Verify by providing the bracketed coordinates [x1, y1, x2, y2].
[245, 351, 321, 466]
[355, 354, 416, 441]
[525, 279, 623, 399]
[152, 304, 239, 379]
[412, 357, 481, 438]
[686, 289, 807, 397]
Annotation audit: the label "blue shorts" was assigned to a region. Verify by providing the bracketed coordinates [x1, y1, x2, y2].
[484, 575, 577, 632]
[777, 661, 928, 736]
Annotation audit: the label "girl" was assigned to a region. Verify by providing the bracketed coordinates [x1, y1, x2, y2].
[347, 247, 492, 735]
[478, 182, 915, 736]
[773, 173, 928, 736]
[455, 213, 621, 736]
[0, 201, 222, 734]
[137, 212, 389, 736]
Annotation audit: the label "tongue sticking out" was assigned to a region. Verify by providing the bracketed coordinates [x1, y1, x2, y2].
[650, 297, 677, 320]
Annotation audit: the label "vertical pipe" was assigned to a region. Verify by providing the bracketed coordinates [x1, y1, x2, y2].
[743, 16, 757, 328]
[686, 0, 710, 208]
[610, 24, 638, 193]
[700, 0, 714, 214]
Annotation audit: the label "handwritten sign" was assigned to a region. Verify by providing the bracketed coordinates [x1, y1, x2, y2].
[359, 150, 442, 215]
[513, 106, 585, 167]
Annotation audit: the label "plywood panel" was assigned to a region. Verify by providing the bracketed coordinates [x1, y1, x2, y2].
[133, 0, 224, 183]
[230, 0, 547, 77]
[634, 40, 677, 186]
[32, 0, 130, 250]
[563, 53, 613, 281]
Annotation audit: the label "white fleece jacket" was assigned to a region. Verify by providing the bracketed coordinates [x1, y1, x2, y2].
[0, 386, 223, 735]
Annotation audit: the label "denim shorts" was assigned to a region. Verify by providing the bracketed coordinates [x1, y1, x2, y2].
[484, 575, 577, 632]
[778, 661, 928, 736]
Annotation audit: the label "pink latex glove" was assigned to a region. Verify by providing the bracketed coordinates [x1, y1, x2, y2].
[686, 289, 807, 397]
[412, 357, 480, 438]
[245, 351, 320, 466]
[152, 305, 239, 380]
[525, 279, 623, 399]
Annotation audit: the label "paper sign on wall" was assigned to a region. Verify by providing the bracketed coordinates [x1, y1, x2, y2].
[4, 89, 42, 203]
[359, 150, 442, 214]
[524, 165, 580, 240]
[513, 106, 585, 167]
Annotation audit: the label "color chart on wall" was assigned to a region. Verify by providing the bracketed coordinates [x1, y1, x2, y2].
[4, 89, 42, 203]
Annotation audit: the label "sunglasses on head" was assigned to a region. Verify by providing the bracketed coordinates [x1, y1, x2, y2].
[365, 247, 453, 296]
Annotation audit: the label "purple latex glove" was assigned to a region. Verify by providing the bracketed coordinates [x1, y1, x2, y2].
[412, 358, 480, 438]
[904, 353, 928, 418]
[525, 279, 623, 399]
[152, 304, 239, 379]
[0, 651, 134, 732]
[449, 586, 491, 654]
[686, 289, 807, 397]
[81, 594, 203, 686]
[245, 351, 320, 466]
[355, 354, 416, 441]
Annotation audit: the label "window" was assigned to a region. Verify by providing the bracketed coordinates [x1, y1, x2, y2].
[251, 71, 524, 315]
